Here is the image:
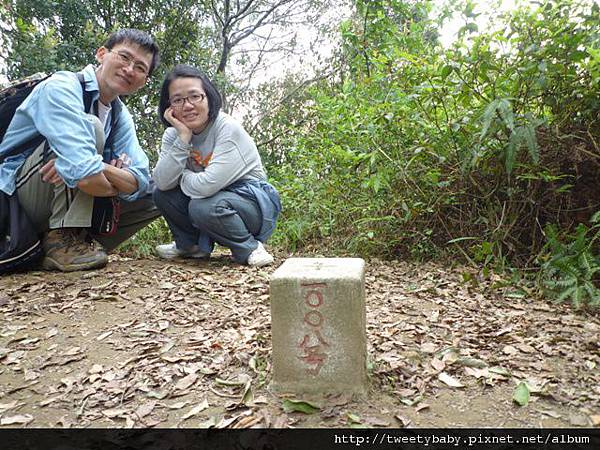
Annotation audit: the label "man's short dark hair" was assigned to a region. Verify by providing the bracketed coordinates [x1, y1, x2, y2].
[104, 29, 160, 76]
[158, 64, 222, 128]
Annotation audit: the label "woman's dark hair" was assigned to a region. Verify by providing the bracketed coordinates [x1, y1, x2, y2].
[104, 29, 160, 76]
[158, 64, 222, 128]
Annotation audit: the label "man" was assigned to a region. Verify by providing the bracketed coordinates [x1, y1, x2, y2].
[0, 29, 161, 271]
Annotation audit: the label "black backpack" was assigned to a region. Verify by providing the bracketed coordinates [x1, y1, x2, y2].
[0, 190, 44, 273]
[0, 72, 120, 274]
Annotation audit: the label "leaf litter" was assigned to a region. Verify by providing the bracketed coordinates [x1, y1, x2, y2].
[0, 256, 597, 427]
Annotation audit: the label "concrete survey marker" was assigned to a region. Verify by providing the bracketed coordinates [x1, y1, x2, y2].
[269, 258, 367, 394]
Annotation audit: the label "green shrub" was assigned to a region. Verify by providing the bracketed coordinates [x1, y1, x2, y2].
[257, 0, 599, 268]
[117, 217, 172, 258]
[538, 213, 600, 309]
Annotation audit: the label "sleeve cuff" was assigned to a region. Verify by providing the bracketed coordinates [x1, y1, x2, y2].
[59, 155, 104, 188]
[118, 168, 149, 201]
[173, 136, 193, 152]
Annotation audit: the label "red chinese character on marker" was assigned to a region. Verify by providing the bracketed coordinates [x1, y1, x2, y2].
[298, 331, 330, 375]
[298, 282, 330, 375]
[298, 344, 327, 374]
[298, 330, 330, 349]
[304, 310, 324, 327]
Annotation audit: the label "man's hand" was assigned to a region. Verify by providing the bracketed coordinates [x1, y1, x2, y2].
[39, 159, 64, 186]
[109, 153, 132, 169]
[103, 153, 138, 195]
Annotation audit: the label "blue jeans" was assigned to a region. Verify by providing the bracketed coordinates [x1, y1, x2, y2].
[153, 186, 261, 263]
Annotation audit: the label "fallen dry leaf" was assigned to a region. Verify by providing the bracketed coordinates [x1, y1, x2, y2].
[174, 373, 198, 391]
[516, 343, 536, 354]
[198, 417, 218, 428]
[135, 401, 157, 419]
[420, 343, 437, 353]
[0, 414, 34, 425]
[0, 400, 20, 413]
[464, 367, 488, 379]
[233, 414, 262, 428]
[63, 346, 81, 356]
[89, 364, 103, 374]
[569, 413, 590, 427]
[415, 403, 430, 412]
[102, 408, 128, 419]
[167, 400, 191, 410]
[96, 331, 113, 341]
[438, 372, 464, 388]
[39, 396, 62, 407]
[502, 345, 518, 355]
[45, 328, 58, 339]
[540, 410, 562, 419]
[395, 414, 411, 427]
[431, 357, 445, 371]
[456, 356, 487, 368]
[182, 399, 209, 420]
[216, 414, 243, 429]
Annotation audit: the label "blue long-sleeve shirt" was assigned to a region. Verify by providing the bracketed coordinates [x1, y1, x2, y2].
[0, 65, 150, 201]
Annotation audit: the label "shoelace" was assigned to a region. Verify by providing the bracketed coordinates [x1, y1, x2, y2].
[59, 229, 95, 252]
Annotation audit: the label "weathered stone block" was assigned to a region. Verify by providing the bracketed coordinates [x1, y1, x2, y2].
[269, 258, 367, 395]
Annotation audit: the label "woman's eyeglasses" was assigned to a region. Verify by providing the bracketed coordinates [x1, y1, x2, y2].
[170, 93, 207, 108]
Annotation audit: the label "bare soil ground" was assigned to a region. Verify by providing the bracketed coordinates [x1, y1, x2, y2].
[1, 253, 599, 428]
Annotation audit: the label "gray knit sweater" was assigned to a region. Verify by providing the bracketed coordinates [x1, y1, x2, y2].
[152, 112, 266, 198]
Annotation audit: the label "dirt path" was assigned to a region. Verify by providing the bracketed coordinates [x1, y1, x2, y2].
[1, 254, 599, 428]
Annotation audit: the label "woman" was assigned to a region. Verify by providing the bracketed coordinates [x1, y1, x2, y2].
[152, 64, 281, 266]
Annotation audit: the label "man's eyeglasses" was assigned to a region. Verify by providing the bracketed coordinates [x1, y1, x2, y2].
[108, 49, 149, 77]
[170, 93, 207, 108]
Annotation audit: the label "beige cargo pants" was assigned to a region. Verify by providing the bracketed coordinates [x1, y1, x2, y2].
[15, 114, 160, 252]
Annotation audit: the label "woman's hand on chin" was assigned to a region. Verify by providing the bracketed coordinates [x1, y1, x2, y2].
[164, 107, 192, 144]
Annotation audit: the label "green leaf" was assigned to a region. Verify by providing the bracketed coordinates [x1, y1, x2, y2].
[513, 382, 530, 406]
[505, 138, 518, 175]
[282, 399, 320, 414]
[241, 379, 253, 406]
[456, 356, 488, 368]
[497, 99, 514, 131]
[347, 412, 361, 423]
[505, 290, 526, 298]
[440, 64, 454, 79]
[459, 23, 479, 36]
[400, 398, 414, 406]
[479, 98, 514, 144]
[489, 366, 511, 377]
[447, 236, 478, 244]
[522, 125, 539, 164]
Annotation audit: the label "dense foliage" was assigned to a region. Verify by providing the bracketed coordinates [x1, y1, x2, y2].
[256, 0, 599, 307]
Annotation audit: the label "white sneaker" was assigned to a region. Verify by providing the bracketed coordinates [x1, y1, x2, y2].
[155, 241, 209, 259]
[247, 242, 274, 267]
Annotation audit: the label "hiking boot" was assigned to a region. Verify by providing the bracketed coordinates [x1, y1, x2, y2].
[247, 242, 274, 267]
[42, 228, 108, 272]
[155, 241, 209, 259]
[83, 232, 107, 253]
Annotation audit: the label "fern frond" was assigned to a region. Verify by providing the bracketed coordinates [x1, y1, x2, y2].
[505, 136, 518, 175]
[523, 124, 539, 164]
[555, 285, 577, 303]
